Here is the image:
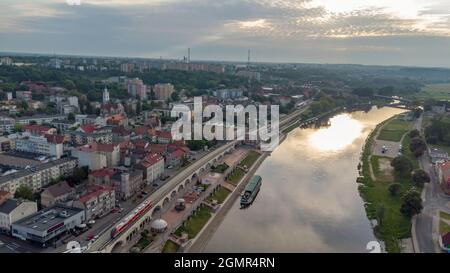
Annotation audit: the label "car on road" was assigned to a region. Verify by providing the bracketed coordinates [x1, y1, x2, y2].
[86, 235, 94, 241]
[141, 191, 148, 195]
[118, 208, 124, 213]
[167, 165, 174, 169]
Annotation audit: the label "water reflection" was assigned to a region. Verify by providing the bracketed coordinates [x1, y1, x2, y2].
[308, 114, 363, 152]
[205, 107, 406, 253]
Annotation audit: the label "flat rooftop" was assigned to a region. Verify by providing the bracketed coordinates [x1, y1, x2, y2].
[0, 157, 77, 185]
[13, 204, 84, 232]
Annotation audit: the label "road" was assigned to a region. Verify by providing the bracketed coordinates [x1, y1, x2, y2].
[86, 103, 311, 252]
[412, 114, 450, 253]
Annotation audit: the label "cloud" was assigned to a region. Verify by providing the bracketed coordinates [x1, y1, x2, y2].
[1, 0, 450, 67]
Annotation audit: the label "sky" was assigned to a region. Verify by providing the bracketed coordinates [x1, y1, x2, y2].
[1, 0, 450, 67]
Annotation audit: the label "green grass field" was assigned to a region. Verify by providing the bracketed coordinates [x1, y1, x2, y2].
[227, 169, 245, 185]
[359, 119, 419, 252]
[239, 151, 261, 168]
[162, 240, 180, 253]
[417, 83, 450, 100]
[175, 206, 212, 239]
[377, 119, 411, 142]
[207, 185, 231, 204]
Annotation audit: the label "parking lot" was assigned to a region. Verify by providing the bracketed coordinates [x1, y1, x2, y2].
[372, 139, 403, 158]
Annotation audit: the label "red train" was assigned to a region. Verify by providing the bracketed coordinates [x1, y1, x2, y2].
[110, 200, 152, 238]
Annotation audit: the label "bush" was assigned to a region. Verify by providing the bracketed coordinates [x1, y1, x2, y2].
[412, 170, 430, 187]
[391, 156, 413, 178]
[388, 183, 401, 196]
[400, 190, 423, 217]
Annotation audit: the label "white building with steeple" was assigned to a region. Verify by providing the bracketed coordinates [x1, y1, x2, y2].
[103, 86, 110, 104]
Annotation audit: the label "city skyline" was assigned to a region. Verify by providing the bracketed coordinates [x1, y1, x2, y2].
[1, 0, 450, 68]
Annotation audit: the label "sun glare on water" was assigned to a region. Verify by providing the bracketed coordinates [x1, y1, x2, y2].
[308, 114, 363, 151]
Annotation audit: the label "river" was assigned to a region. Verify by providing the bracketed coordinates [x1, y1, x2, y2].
[204, 106, 406, 252]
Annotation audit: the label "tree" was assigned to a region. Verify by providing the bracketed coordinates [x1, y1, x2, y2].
[391, 155, 413, 178]
[412, 169, 431, 187]
[409, 129, 420, 139]
[14, 185, 34, 201]
[388, 183, 401, 196]
[67, 112, 75, 121]
[409, 137, 427, 157]
[67, 167, 88, 186]
[413, 108, 423, 119]
[13, 123, 23, 133]
[400, 190, 423, 217]
[352, 87, 374, 97]
[171, 91, 180, 102]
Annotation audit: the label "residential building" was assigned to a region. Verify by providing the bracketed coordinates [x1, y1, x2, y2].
[437, 161, 450, 195]
[153, 83, 174, 101]
[429, 148, 449, 164]
[71, 143, 120, 170]
[16, 114, 66, 125]
[166, 148, 186, 167]
[112, 169, 144, 200]
[213, 88, 244, 100]
[103, 86, 110, 104]
[40, 181, 75, 208]
[136, 153, 164, 184]
[72, 185, 115, 220]
[0, 199, 37, 233]
[24, 125, 57, 135]
[0, 117, 15, 134]
[0, 57, 13, 66]
[0, 157, 78, 195]
[0, 137, 12, 152]
[75, 114, 106, 127]
[11, 205, 85, 246]
[15, 91, 32, 101]
[127, 78, 147, 100]
[14, 133, 64, 159]
[236, 70, 261, 81]
[53, 119, 78, 133]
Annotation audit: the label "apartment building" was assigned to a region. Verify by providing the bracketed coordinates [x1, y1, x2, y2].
[0, 157, 77, 195]
[153, 83, 174, 101]
[71, 143, 120, 171]
[14, 134, 64, 159]
[136, 153, 165, 185]
[72, 185, 115, 220]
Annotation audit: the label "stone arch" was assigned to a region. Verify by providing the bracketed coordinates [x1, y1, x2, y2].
[151, 205, 161, 217]
[171, 190, 177, 198]
[111, 240, 124, 253]
[184, 179, 190, 186]
[162, 197, 170, 207]
[178, 184, 184, 192]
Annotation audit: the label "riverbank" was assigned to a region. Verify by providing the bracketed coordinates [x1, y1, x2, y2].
[358, 113, 420, 252]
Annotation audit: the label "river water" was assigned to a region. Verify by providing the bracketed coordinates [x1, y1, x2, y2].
[205, 106, 406, 253]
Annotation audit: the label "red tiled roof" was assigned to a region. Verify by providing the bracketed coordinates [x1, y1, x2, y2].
[140, 153, 164, 168]
[80, 124, 96, 134]
[78, 185, 113, 204]
[149, 144, 167, 154]
[133, 126, 149, 136]
[112, 125, 130, 136]
[132, 139, 149, 149]
[76, 143, 118, 153]
[169, 148, 185, 159]
[44, 134, 65, 144]
[89, 168, 116, 178]
[156, 130, 172, 139]
[24, 125, 54, 135]
[43, 181, 73, 197]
